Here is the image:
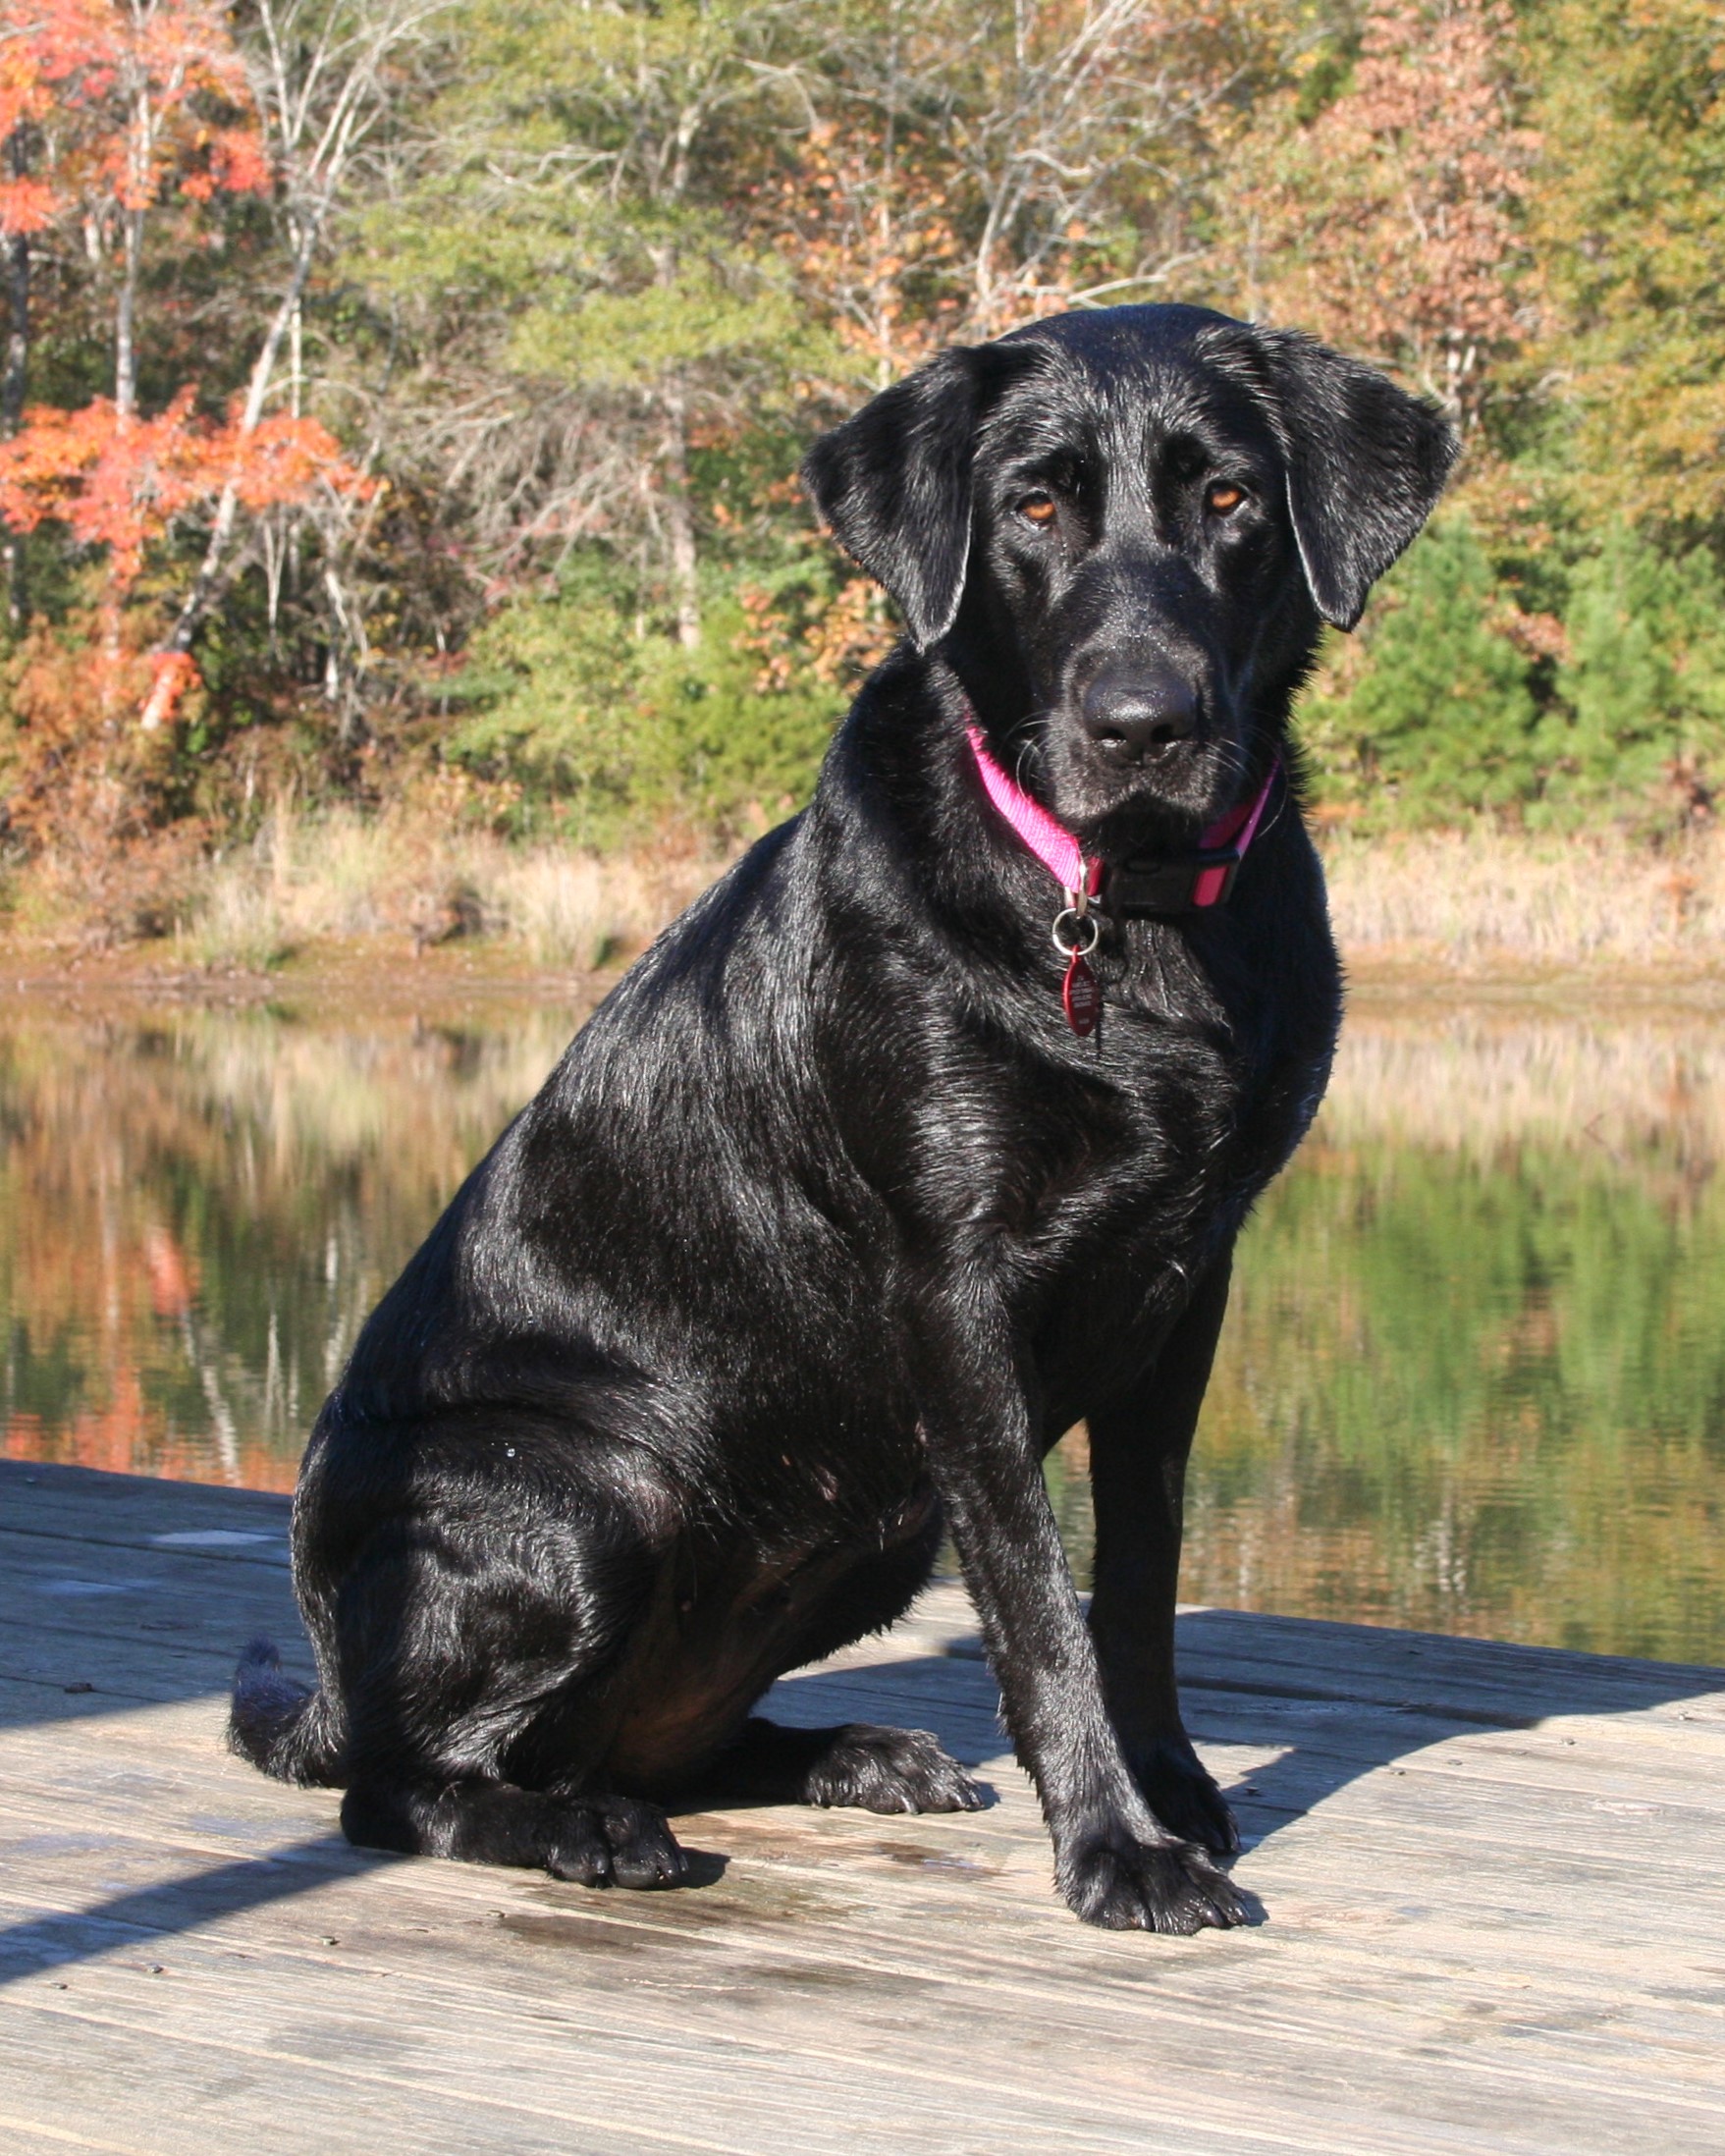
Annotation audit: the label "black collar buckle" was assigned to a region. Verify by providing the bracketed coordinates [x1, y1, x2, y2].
[1102, 842, 1241, 918]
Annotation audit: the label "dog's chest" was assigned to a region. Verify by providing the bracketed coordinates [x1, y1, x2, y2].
[995, 997, 1325, 1359]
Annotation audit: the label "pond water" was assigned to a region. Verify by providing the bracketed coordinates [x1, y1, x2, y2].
[1, 985, 1721, 1663]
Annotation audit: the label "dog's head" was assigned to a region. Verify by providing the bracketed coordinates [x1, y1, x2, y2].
[802, 304, 1458, 840]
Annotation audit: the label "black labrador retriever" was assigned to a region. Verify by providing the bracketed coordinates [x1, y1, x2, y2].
[232, 303, 1455, 1932]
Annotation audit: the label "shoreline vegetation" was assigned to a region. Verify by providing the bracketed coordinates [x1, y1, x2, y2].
[0, 805, 1723, 1002]
[1, 1, 1722, 950]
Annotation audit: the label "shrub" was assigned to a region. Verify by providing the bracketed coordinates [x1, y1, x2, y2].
[449, 565, 846, 842]
[1537, 525, 1725, 828]
[1298, 517, 1539, 825]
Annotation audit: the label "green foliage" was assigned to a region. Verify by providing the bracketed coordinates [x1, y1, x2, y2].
[1537, 527, 1725, 825]
[353, 0, 829, 404]
[1529, 0, 1725, 539]
[1304, 518, 1725, 833]
[1299, 520, 1538, 825]
[451, 566, 841, 841]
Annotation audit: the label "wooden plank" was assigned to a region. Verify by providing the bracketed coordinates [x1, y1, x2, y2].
[3, 1460, 1724, 2156]
[4, 1786, 1720, 2080]
[4, 1820, 1720, 2156]
[5, 1693, 1722, 2026]
[6, 1707, 1716, 2026]
[4, 1790, 1717, 2151]
[0, 2005, 801, 2156]
[0, 1462, 293, 1546]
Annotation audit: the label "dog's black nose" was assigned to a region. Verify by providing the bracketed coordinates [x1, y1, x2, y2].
[1080, 669, 1199, 761]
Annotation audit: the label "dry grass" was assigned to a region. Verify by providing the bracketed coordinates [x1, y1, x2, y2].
[10, 794, 1725, 980]
[167, 800, 726, 973]
[1321, 824, 1725, 970]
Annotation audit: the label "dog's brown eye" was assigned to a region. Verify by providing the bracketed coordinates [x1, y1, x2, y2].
[1016, 493, 1057, 527]
[1208, 483, 1246, 514]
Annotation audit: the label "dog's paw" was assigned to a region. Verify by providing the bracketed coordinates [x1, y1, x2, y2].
[1057, 1826, 1246, 1934]
[803, 1724, 987, 1814]
[1129, 1736, 1240, 1856]
[547, 1795, 688, 1890]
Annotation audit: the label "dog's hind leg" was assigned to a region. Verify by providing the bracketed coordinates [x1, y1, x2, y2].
[709, 1494, 985, 1813]
[715, 1716, 986, 1814]
[614, 1504, 982, 1815]
[325, 1483, 689, 1888]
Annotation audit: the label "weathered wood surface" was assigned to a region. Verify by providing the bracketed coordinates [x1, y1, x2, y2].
[2, 1458, 1722, 2156]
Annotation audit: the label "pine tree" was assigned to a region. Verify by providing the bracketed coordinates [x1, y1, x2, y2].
[1301, 518, 1538, 823]
[1542, 525, 1725, 824]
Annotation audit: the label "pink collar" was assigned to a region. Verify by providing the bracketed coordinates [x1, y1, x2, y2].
[964, 725, 1101, 899]
[964, 723, 1280, 913]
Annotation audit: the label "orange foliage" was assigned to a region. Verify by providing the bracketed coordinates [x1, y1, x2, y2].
[0, 598, 183, 857]
[0, 0, 114, 141]
[181, 122, 272, 200]
[737, 571, 896, 699]
[1235, 0, 1538, 430]
[0, 0, 264, 223]
[0, 3, 374, 770]
[756, 119, 968, 384]
[0, 175, 56, 236]
[0, 391, 364, 588]
[0, 392, 367, 744]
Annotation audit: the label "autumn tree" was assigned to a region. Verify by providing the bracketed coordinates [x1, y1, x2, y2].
[793, 0, 1280, 359]
[1529, 0, 1725, 540]
[148, 0, 448, 728]
[0, 0, 441, 866]
[1220, 0, 1538, 435]
[359, 0, 813, 651]
[0, 6, 350, 696]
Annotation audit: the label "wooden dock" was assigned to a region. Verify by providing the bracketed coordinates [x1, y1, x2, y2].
[3, 1457, 1723, 2155]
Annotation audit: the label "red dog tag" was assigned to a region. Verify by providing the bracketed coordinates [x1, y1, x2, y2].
[1062, 951, 1102, 1038]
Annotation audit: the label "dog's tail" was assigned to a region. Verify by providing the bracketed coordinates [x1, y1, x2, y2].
[227, 1638, 342, 1786]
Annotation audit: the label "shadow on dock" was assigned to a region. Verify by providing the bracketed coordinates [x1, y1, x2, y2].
[0, 1838, 398, 1986]
[3, 1458, 1720, 1989]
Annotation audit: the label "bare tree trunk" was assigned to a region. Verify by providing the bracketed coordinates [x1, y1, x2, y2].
[116, 63, 152, 420]
[642, 229, 700, 649]
[142, 0, 445, 728]
[102, 193, 147, 702]
[114, 205, 143, 418]
[105, 60, 153, 707]
[2, 127, 30, 632]
[146, 212, 324, 723]
[661, 372, 700, 650]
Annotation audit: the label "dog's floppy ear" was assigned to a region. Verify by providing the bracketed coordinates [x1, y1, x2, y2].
[801, 345, 1035, 650]
[1236, 326, 1460, 632]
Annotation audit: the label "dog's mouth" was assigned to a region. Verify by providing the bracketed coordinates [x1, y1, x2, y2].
[1035, 702, 1251, 846]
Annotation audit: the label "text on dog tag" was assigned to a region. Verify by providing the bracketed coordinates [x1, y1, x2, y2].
[1062, 952, 1102, 1038]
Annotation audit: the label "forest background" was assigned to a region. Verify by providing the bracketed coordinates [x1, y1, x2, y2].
[1, 0, 1721, 969]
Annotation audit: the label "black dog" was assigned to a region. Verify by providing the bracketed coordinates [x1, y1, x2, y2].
[232, 304, 1455, 1932]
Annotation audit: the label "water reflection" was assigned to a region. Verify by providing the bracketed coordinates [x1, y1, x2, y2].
[1054, 1009, 1725, 1662]
[2, 992, 1721, 1661]
[0, 999, 573, 1491]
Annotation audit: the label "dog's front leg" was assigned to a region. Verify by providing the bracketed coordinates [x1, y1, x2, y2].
[1087, 1252, 1239, 1857]
[911, 1295, 1244, 1934]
